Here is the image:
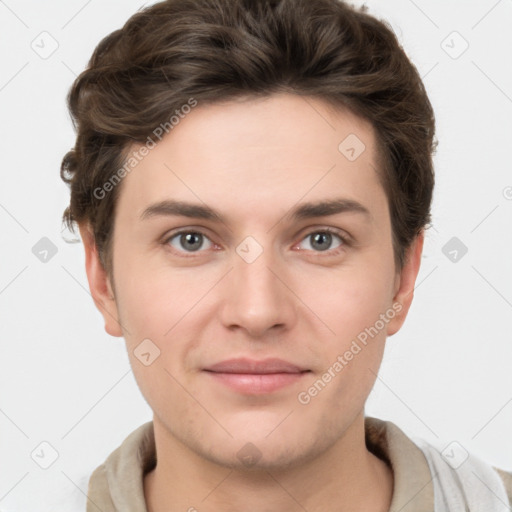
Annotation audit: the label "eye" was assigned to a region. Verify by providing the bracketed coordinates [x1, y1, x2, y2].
[166, 231, 214, 253]
[297, 229, 347, 253]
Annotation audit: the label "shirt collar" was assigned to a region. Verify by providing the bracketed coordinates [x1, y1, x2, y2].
[365, 417, 434, 512]
[88, 417, 435, 512]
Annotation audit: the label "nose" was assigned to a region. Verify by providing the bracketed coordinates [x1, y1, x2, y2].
[219, 241, 297, 339]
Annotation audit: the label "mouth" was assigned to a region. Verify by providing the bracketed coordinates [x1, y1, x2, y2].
[202, 358, 311, 394]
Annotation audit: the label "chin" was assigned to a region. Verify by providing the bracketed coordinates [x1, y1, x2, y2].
[190, 428, 328, 473]
[204, 444, 313, 472]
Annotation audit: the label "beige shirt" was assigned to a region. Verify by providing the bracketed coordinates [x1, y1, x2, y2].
[87, 417, 512, 512]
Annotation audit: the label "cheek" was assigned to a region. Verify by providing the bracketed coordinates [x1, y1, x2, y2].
[114, 255, 208, 342]
[296, 280, 390, 425]
[299, 256, 395, 406]
[113, 260, 218, 397]
[114, 266, 197, 416]
[303, 260, 396, 345]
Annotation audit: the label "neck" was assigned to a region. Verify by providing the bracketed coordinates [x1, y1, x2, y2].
[144, 412, 394, 512]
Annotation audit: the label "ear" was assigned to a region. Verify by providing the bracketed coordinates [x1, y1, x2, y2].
[78, 223, 123, 337]
[386, 230, 424, 336]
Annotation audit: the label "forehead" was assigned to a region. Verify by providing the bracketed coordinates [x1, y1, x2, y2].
[116, 93, 386, 224]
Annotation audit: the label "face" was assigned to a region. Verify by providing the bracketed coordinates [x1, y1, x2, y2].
[82, 93, 422, 470]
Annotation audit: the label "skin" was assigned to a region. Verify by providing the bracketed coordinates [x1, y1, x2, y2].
[80, 93, 424, 512]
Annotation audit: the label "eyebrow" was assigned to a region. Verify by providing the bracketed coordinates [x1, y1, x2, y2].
[140, 198, 371, 223]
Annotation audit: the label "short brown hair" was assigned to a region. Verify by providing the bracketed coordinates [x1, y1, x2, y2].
[60, 0, 436, 276]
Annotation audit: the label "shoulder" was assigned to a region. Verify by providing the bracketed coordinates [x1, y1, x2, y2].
[496, 468, 512, 503]
[365, 416, 512, 511]
[86, 421, 155, 512]
[87, 463, 116, 512]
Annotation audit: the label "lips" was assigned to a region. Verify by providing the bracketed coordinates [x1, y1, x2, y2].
[205, 358, 308, 374]
[203, 358, 310, 394]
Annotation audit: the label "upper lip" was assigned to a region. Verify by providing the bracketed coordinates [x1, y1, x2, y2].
[204, 358, 309, 374]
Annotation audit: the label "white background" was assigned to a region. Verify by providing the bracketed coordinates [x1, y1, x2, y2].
[1, 0, 511, 510]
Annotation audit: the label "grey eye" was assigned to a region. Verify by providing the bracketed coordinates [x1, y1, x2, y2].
[169, 232, 212, 252]
[299, 231, 343, 252]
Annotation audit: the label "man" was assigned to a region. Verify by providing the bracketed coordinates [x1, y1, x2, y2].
[60, 0, 512, 510]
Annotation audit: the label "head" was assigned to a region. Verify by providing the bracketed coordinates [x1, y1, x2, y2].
[61, 0, 435, 470]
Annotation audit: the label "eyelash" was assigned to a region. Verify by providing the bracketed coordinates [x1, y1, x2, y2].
[162, 227, 351, 258]
[295, 228, 351, 255]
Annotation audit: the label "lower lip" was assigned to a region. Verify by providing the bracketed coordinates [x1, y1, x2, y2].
[204, 371, 308, 394]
